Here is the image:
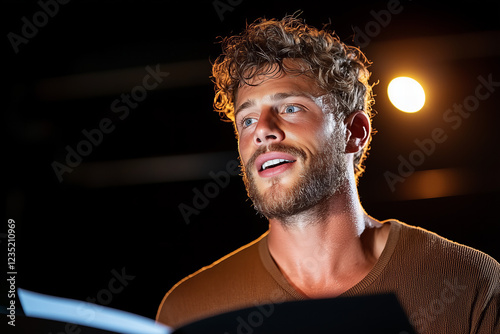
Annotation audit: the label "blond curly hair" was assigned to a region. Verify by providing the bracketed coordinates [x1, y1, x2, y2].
[211, 16, 375, 179]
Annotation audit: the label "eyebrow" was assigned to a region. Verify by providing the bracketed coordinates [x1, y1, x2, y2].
[234, 91, 314, 119]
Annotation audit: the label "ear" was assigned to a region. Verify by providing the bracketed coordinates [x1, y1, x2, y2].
[344, 111, 371, 154]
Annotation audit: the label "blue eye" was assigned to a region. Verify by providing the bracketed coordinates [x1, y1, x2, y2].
[242, 118, 257, 128]
[284, 105, 300, 113]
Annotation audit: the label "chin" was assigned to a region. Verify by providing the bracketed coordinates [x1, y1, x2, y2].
[258, 174, 296, 195]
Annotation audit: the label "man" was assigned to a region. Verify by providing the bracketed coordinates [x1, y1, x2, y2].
[156, 17, 499, 333]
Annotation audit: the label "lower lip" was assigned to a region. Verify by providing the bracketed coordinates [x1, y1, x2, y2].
[258, 162, 295, 178]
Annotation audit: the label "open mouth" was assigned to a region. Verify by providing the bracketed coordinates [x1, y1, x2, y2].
[253, 151, 300, 177]
[260, 159, 295, 171]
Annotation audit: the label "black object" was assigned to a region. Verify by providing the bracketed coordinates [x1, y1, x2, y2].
[174, 293, 416, 334]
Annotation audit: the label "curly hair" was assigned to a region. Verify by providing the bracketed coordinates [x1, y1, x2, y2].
[211, 16, 375, 179]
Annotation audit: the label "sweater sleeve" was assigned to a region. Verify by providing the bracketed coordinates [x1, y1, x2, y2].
[470, 252, 500, 334]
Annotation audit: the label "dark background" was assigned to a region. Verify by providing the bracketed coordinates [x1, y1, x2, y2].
[3, 0, 500, 323]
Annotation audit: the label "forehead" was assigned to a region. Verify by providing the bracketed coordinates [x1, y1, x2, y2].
[235, 70, 323, 108]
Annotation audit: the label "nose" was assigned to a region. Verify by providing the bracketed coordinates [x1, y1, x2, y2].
[253, 108, 285, 146]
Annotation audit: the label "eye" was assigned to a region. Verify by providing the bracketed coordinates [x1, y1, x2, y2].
[241, 117, 257, 128]
[283, 105, 301, 114]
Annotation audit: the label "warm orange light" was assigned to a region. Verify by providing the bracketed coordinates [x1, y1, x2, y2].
[388, 77, 426, 113]
[397, 168, 474, 200]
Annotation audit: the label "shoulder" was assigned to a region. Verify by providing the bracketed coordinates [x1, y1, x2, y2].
[156, 232, 270, 327]
[387, 220, 500, 332]
[391, 219, 500, 286]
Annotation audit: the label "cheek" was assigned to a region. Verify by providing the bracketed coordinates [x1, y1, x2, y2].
[287, 122, 325, 148]
[313, 116, 342, 145]
[237, 135, 253, 166]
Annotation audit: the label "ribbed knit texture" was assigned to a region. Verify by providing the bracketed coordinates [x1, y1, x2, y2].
[156, 220, 499, 333]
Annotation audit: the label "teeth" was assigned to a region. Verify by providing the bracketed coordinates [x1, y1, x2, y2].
[261, 159, 292, 170]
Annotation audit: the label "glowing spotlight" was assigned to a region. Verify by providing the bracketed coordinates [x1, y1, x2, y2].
[388, 77, 426, 113]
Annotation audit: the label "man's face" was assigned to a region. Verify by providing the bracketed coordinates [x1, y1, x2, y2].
[234, 67, 349, 220]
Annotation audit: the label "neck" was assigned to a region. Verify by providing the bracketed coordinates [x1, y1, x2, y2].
[266, 183, 387, 298]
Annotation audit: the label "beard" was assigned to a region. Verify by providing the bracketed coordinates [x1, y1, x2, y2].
[241, 129, 348, 221]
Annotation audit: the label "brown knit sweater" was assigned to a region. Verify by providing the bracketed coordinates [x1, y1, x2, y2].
[156, 220, 500, 333]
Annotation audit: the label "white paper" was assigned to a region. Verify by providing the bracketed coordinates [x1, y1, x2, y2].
[18, 288, 171, 334]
